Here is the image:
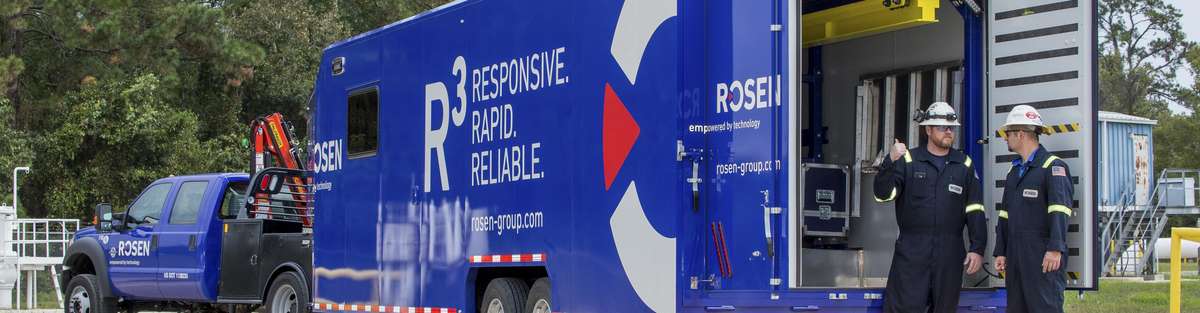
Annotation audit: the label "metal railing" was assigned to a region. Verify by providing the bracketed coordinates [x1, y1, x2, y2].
[9, 218, 79, 265]
[246, 167, 314, 226]
[1100, 188, 1134, 273]
[1102, 169, 1200, 276]
[6, 218, 79, 310]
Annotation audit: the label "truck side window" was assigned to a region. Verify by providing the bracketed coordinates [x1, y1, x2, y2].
[128, 183, 172, 225]
[347, 88, 378, 157]
[220, 182, 248, 220]
[169, 181, 209, 224]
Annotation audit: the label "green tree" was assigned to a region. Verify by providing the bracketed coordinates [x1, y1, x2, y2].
[5, 1, 261, 217]
[226, 0, 350, 138]
[318, 0, 449, 34]
[1155, 48, 1200, 237]
[0, 98, 33, 210]
[27, 75, 241, 219]
[0, 1, 29, 209]
[1153, 36, 1200, 171]
[0, 0, 449, 219]
[1099, 0, 1195, 116]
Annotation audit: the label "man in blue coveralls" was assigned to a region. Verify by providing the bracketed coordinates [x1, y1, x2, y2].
[993, 104, 1074, 313]
[874, 102, 988, 313]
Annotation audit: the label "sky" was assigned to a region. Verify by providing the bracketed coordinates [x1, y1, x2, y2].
[1165, 0, 1198, 113]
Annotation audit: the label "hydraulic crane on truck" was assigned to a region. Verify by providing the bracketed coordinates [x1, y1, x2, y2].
[248, 113, 312, 227]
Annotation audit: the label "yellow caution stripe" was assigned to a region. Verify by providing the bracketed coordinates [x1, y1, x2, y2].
[995, 122, 1081, 137]
[997, 210, 1009, 219]
[965, 203, 985, 214]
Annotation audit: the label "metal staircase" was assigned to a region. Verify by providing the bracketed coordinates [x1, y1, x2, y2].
[1101, 169, 1200, 276]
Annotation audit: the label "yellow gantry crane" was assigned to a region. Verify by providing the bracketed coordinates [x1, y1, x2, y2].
[803, 0, 940, 47]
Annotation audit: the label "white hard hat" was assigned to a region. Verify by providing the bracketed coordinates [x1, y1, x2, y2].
[917, 102, 961, 126]
[1001, 104, 1046, 132]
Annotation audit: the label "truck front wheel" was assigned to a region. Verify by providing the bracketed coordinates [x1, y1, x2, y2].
[265, 272, 309, 313]
[66, 274, 115, 313]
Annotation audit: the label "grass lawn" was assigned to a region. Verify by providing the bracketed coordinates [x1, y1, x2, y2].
[1065, 278, 1200, 313]
[1158, 261, 1200, 277]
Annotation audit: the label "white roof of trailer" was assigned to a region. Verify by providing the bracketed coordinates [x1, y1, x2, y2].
[1099, 111, 1158, 125]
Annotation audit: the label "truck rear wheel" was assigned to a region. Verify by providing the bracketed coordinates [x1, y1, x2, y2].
[66, 274, 115, 313]
[480, 278, 528, 313]
[523, 278, 551, 313]
[265, 272, 309, 313]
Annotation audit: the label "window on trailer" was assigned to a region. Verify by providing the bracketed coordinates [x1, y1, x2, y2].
[348, 88, 379, 158]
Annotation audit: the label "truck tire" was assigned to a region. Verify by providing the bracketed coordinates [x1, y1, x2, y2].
[480, 278, 528, 313]
[265, 272, 309, 313]
[66, 274, 115, 313]
[523, 278, 551, 313]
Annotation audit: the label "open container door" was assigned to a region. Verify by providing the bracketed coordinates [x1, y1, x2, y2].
[985, 0, 1099, 289]
[694, 0, 793, 295]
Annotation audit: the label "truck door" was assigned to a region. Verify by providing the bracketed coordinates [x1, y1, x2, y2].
[698, 0, 793, 291]
[108, 182, 170, 299]
[156, 180, 212, 300]
[985, 0, 1098, 289]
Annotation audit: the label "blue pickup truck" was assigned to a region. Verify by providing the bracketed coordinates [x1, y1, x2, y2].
[61, 171, 313, 313]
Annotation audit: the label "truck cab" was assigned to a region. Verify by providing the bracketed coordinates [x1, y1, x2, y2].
[62, 172, 313, 313]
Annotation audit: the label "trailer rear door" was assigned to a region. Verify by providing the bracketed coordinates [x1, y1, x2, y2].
[985, 0, 1098, 289]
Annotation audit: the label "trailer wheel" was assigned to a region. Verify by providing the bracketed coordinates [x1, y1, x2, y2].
[523, 278, 551, 313]
[265, 272, 309, 313]
[66, 274, 115, 313]
[480, 278, 528, 313]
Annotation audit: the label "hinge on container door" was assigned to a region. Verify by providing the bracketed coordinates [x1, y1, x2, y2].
[770, 24, 783, 32]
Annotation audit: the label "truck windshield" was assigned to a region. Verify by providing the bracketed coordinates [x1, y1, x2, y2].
[221, 182, 249, 219]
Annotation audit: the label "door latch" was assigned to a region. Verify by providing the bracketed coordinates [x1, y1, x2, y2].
[761, 190, 776, 257]
[688, 160, 703, 212]
[678, 141, 705, 212]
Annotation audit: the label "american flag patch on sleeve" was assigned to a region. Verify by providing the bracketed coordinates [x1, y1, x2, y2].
[1052, 166, 1067, 177]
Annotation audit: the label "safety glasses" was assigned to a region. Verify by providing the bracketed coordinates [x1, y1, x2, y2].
[932, 126, 955, 133]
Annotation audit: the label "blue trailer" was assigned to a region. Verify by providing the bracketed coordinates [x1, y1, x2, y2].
[308, 0, 1101, 312]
